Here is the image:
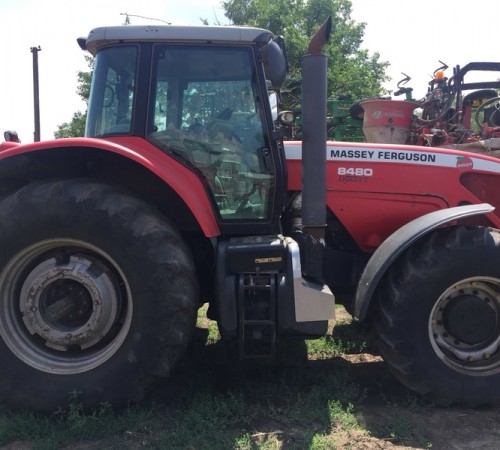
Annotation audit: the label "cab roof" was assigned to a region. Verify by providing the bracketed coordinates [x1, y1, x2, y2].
[79, 25, 275, 55]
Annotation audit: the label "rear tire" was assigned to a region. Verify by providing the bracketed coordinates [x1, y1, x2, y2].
[0, 179, 198, 411]
[375, 226, 500, 405]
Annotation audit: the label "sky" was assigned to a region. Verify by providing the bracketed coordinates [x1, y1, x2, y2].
[1, 0, 499, 143]
[0, 0, 227, 142]
[349, 0, 500, 101]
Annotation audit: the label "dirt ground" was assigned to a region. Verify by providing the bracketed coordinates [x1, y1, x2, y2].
[336, 351, 500, 449]
[325, 309, 500, 449]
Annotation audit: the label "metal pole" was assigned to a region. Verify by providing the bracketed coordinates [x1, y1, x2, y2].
[31, 46, 41, 142]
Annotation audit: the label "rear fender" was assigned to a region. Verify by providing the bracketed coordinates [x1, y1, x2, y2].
[0, 136, 220, 237]
[354, 203, 495, 321]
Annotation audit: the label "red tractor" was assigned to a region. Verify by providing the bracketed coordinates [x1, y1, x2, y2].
[0, 18, 499, 411]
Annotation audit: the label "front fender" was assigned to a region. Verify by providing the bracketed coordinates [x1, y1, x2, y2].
[354, 203, 495, 321]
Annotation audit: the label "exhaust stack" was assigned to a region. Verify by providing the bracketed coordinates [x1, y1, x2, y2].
[301, 17, 331, 241]
[300, 17, 331, 281]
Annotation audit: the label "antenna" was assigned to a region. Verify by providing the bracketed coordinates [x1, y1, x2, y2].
[120, 12, 171, 25]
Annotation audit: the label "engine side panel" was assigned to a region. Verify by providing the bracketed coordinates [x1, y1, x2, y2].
[285, 141, 500, 252]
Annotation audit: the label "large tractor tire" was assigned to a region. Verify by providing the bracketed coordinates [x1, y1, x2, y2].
[0, 179, 198, 411]
[374, 226, 500, 405]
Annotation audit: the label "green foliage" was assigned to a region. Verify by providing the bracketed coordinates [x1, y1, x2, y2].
[222, 0, 390, 100]
[54, 110, 86, 138]
[76, 55, 93, 105]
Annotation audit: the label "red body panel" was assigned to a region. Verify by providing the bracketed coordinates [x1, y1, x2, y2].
[4, 136, 499, 247]
[286, 140, 500, 253]
[0, 136, 220, 237]
[0, 142, 20, 152]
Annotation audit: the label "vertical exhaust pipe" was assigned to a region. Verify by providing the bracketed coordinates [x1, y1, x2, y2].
[300, 17, 332, 281]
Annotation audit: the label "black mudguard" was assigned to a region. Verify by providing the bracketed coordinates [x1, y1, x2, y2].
[354, 203, 495, 321]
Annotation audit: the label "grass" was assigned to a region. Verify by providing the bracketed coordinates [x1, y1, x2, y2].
[0, 398, 153, 449]
[305, 306, 371, 357]
[374, 412, 433, 449]
[0, 305, 432, 450]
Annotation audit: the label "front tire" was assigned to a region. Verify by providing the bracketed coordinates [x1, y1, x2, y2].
[0, 179, 198, 411]
[375, 226, 500, 405]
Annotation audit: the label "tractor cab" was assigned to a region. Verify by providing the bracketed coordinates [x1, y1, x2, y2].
[81, 26, 289, 232]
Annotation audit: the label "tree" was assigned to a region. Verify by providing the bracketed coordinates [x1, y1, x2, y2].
[222, 0, 389, 100]
[54, 111, 87, 138]
[54, 55, 93, 138]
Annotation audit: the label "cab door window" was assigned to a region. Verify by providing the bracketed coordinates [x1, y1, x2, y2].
[148, 45, 274, 222]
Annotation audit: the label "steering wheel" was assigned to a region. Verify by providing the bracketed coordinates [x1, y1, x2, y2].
[183, 138, 221, 155]
[474, 96, 500, 129]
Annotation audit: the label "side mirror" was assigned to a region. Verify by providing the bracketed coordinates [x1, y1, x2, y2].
[269, 92, 278, 121]
[269, 92, 295, 124]
[3, 130, 20, 143]
[261, 38, 288, 89]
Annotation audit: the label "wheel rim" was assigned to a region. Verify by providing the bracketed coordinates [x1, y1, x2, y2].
[429, 277, 500, 375]
[0, 239, 133, 375]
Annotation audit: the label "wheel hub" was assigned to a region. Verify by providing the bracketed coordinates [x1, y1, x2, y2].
[430, 278, 500, 372]
[20, 255, 118, 351]
[0, 233, 133, 375]
[444, 293, 496, 345]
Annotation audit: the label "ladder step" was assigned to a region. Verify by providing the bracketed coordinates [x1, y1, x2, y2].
[241, 323, 275, 358]
[238, 274, 276, 359]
